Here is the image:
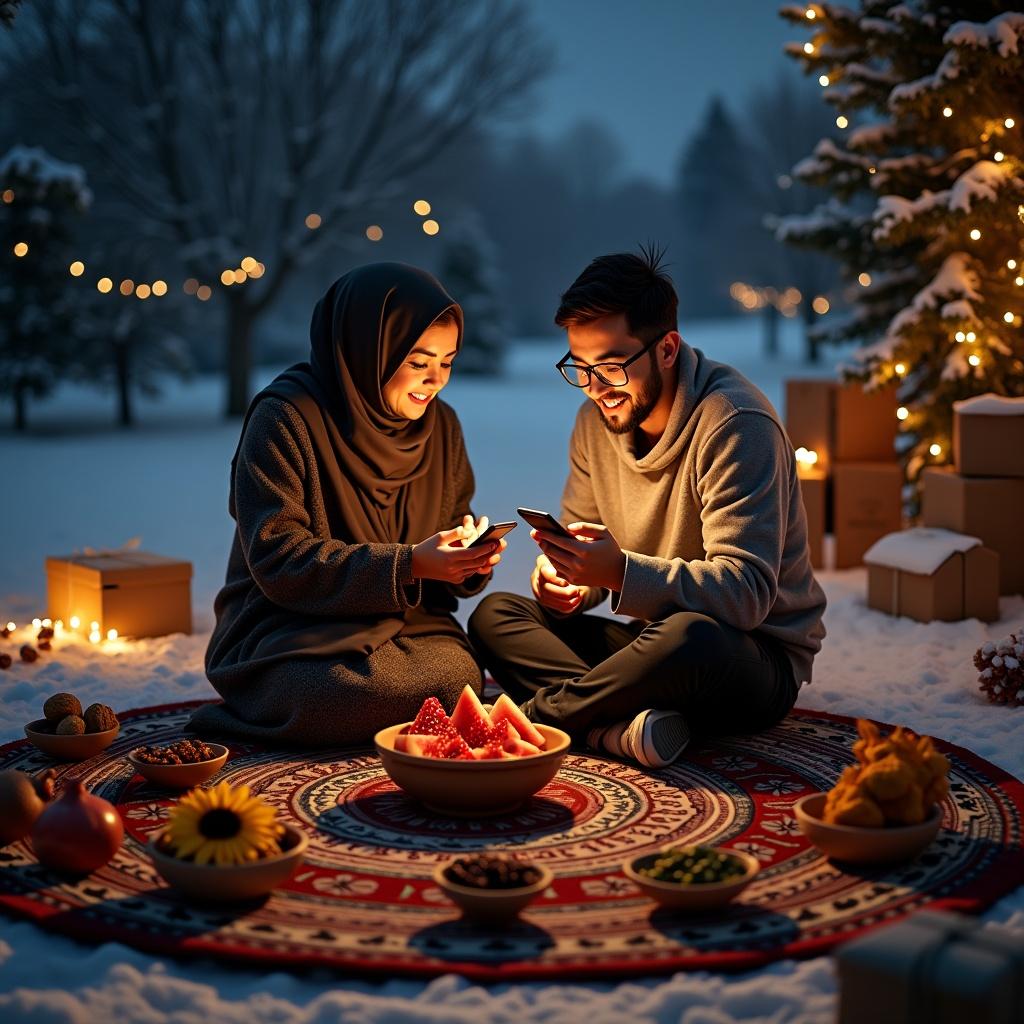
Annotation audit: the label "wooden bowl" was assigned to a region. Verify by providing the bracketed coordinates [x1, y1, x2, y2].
[623, 847, 760, 912]
[147, 825, 308, 901]
[794, 793, 942, 864]
[127, 743, 228, 789]
[374, 722, 571, 816]
[24, 718, 120, 761]
[432, 861, 553, 923]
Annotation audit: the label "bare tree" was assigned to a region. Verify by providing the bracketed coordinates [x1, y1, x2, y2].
[9, 0, 548, 414]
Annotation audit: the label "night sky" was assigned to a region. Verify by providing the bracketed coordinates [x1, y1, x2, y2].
[520, 0, 807, 186]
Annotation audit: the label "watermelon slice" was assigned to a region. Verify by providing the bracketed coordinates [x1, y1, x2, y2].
[394, 734, 438, 756]
[470, 740, 508, 760]
[490, 693, 546, 749]
[426, 732, 473, 760]
[409, 696, 453, 736]
[505, 738, 542, 757]
[449, 685, 493, 747]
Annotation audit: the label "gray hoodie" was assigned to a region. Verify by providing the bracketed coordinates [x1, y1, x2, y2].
[560, 342, 826, 687]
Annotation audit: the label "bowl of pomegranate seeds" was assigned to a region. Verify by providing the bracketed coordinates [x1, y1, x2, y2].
[374, 685, 570, 816]
[127, 738, 229, 789]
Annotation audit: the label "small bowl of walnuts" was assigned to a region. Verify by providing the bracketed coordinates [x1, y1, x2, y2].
[24, 692, 120, 761]
[432, 852, 552, 923]
[127, 738, 229, 789]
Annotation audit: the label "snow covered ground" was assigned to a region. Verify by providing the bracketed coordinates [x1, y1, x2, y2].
[1, 318, 1021, 1023]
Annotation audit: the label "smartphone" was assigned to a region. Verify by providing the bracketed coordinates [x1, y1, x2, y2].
[516, 507, 573, 538]
[467, 520, 518, 548]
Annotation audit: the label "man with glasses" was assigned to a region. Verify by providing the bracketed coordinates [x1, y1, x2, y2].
[469, 248, 826, 769]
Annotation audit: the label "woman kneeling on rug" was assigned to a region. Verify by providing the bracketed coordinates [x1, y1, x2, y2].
[191, 263, 503, 746]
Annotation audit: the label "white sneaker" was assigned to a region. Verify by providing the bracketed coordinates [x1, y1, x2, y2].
[589, 709, 689, 768]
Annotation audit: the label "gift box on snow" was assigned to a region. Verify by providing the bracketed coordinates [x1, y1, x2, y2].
[953, 393, 1024, 478]
[864, 527, 999, 623]
[836, 909, 1024, 1024]
[46, 551, 192, 639]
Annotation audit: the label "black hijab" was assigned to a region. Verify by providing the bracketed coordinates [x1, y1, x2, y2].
[232, 263, 464, 548]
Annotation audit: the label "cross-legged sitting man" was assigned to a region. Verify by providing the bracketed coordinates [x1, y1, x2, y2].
[468, 248, 827, 769]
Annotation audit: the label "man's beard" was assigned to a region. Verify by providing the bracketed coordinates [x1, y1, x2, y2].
[597, 367, 663, 435]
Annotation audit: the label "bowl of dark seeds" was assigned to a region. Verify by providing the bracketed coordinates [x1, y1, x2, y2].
[433, 852, 552, 922]
[127, 739, 228, 788]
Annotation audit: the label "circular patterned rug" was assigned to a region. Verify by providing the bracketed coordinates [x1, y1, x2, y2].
[1, 701, 1022, 980]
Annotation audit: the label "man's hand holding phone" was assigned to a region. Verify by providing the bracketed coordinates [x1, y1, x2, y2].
[529, 519, 626, 592]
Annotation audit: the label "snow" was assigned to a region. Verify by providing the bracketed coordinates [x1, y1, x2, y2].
[863, 528, 980, 576]
[2, 320, 1023, 1023]
[954, 393, 1024, 416]
[945, 12, 1024, 58]
[0, 146, 92, 207]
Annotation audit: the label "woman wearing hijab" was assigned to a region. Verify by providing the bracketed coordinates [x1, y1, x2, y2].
[190, 263, 503, 747]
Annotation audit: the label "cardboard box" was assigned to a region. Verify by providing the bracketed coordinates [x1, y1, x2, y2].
[837, 910, 1024, 1024]
[46, 551, 192, 638]
[921, 468, 1024, 595]
[865, 531, 999, 623]
[798, 469, 826, 569]
[834, 381, 897, 462]
[786, 379, 835, 472]
[953, 394, 1024, 478]
[833, 462, 903, 569]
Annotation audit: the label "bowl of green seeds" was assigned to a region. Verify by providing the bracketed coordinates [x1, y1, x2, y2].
[622, 844, 759, 911]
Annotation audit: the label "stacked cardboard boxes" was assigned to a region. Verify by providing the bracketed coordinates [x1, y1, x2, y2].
[785, 379, 902, 569]
[921, 394, 1024, 596]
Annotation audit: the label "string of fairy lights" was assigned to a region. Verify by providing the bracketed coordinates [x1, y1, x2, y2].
[3, 193, 442, 303]
[769, 4, 1024, 463]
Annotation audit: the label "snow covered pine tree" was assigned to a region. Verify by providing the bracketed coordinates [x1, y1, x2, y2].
[779, 3, 1024, 507]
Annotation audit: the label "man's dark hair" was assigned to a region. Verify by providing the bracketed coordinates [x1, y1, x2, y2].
[554, 244, 677, 342]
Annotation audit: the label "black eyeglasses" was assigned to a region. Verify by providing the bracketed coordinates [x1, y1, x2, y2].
[556, 331, 669, 388]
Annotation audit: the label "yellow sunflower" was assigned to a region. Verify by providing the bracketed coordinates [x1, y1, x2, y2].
[164, 781, 285, 866]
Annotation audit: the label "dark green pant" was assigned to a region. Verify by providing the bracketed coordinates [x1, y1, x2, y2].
[468, 592, 798, 739]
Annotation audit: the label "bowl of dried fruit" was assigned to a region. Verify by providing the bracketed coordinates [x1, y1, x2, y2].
[147, 781, 307, 901]
[24, 693, 120, 761]
[432, 852, 553, 923]
[623, 844, 760, 912]
[127, 739, 229, 789]
[375, 686, 571, 816]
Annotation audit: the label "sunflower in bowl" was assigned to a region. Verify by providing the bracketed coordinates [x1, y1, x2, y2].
[161, 781, 285, 865]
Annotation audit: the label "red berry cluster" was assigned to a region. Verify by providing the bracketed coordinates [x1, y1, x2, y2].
[974, 631, 1024, 706]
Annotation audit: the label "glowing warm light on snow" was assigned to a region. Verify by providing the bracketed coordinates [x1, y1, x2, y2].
[32, 618, 41, 629]
[249, 262, 265, 278]
[894, 362, 906, 375]
[812, 296, 830, 314]
[107, 628, 118, 641]
[965, 331, 976, 342]
[1015, 277, 1024, 287]
[955, 331, 966, 343]
[305, 213, 322, 229]
[69, 261, 85, 276]
[97, 277, 113, 293]
[1004, 311, 1015, 323]
[1006, 118, 1016, 129]
[969, 228, 981, 240]
[803, 42, 815, 54]
[1009, 260, 1018, 270]
[90, 621, 99, 631]
[13, 241, 28, 257]
[220, 269, 234, 286]
[197, 285, 212, 301]
[240, 256, 257, 273]
[897, 406, 909, 421]
[929, 443, 941, 457]
[818, 74, 829, 87]
[136, 283, 151, 299]
[805, 7, 816, 19]
[183, 278, 199, 294]
[858, 272, 871, 287]
[366, 225, 383, 241]
[794, 447, 819, 467]
[1, 189, 13, 203]
[233, 268, 247, 284]
[69, 616, 80, 629]
[422, 219, 440, 236]
[994, 151, 1005, 162]
[89, 629, 101, 644]
[119, 279, 134, 296]
[413, 200, 431, 215]
[152, 280, 167, 296]
[942, 107, 953, 118]
[836, 115, 848, 129]
[968, 354, 981, 366]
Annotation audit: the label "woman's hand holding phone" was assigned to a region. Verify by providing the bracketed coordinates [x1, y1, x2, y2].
[411, 515, 505, 584]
